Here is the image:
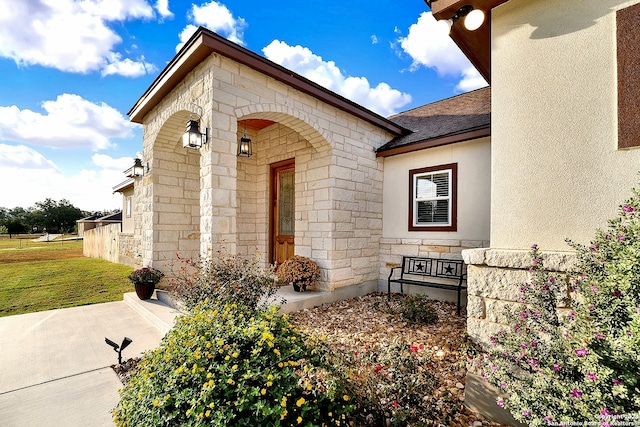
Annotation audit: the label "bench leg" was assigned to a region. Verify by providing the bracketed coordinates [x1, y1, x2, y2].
[457, 289, 461, 316]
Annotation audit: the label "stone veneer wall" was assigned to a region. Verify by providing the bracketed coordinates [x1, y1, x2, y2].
[461, 247, 578, 425]
[135, 51, 393, 290]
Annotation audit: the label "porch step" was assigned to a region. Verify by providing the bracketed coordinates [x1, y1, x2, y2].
[123, 291, 183, 335]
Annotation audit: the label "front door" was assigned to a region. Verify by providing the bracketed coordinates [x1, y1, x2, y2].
[270, 160, 295, 265]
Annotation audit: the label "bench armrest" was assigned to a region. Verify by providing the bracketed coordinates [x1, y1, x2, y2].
[387, 266, 402, 281]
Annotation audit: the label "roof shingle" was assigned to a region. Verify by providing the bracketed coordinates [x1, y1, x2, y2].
[377, 87, 491, 157]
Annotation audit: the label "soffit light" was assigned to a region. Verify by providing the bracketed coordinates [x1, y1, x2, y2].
[237, 120, 253, 158]
[430, 3, 486, 35]
[183, 117, 209, 150]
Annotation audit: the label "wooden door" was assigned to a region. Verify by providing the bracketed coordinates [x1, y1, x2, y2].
[270, 160, 295, 265]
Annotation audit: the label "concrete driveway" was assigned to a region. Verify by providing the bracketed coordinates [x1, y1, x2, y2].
[0, 296, 177, 427]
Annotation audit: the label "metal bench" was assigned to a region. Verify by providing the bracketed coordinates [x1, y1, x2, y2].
[387, 256, 467, 315]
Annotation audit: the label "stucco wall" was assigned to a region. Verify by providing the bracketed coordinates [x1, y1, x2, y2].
[382, 137, 491, 242]
[491, 0, 640, 251]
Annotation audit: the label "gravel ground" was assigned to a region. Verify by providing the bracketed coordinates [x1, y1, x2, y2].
[288, 292, 508, 427]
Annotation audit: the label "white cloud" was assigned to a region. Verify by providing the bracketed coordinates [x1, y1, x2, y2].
[0, 144, 60, 171]
[0, 0, 159, 76]
[176, 1, 246, 51]
[398, 12, 487, 91]
[155, 0, 173, 19]
[263, 40, 411, 117]
[101, 53, 157, 77]
[0, 94, 138, 150]
[92, 153, 135, 170]
[0, 147, 128, 211]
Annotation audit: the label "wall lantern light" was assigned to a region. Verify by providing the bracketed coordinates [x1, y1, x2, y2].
[132, 157, 147, 177]
[183, 118, 209, 150]
[237, 120, 253, 158]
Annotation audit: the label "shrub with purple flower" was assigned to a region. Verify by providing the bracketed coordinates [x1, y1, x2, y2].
[477, 188, 640, 426]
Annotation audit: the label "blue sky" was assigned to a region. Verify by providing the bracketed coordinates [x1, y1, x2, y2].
[0, 0, 485, 212]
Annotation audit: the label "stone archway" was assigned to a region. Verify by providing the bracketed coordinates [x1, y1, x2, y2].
[139, 109, 202, 268]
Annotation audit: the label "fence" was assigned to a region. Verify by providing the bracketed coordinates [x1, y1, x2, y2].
[82, 223, 121, 263]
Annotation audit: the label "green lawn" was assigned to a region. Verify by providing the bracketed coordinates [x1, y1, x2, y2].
[0, 238, 134, 317]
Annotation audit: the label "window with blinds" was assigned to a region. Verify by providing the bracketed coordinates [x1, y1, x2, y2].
[408, 164, 457, 231]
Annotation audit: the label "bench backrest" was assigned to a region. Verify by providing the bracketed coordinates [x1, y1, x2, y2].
[401, 257, 465, 280]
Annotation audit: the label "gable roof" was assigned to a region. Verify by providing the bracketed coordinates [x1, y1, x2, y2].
[128, 27, 409, 137]
[376, 87, 491, 157]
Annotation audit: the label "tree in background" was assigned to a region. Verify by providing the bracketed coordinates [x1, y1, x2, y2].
[0, 199, 88, 235]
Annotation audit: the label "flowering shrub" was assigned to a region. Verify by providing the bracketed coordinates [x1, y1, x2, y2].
[128, 267, 163, 285]
[113, 301, 353, 426]
[277, 256, 320, 291]
[478, 190, 640, 426]
[167, 246, 280, 311]
[331, 339, 438, 426]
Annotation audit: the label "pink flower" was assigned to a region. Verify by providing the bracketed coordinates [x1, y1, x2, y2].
[623, 204, 637, 212]
[570, 388, 583, 398]
[587, 372, 598, 381]
[613, 379, 623, 386]
[574, 348, 589, 357]
[617, 235, 625, 241]
[592, 286, 599, 292]
[409, 345, 418, 353]
[553, 364, 562, 371]
[374, 365, 382, 373]
[497, 398, 504, 407]
[595, 333, 605, 339]
[391, 401, 399, 408]
[531, 244, 538, 249]
[522, 409, 531, 417]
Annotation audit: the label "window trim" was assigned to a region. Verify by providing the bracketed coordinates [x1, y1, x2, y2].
[408, 163, 457, 232]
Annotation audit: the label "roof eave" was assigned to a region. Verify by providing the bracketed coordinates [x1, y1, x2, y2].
[376, 126, 490, 158]
[128, 27, 409, 136]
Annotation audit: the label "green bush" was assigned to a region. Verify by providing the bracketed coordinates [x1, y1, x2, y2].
[397, 294, 438, 326]
[167, 246, 281, 311]
[478, 189, 640, 426]
[113, 302, 353, 426]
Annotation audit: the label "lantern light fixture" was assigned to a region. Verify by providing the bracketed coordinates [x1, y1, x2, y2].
[237, 120, 253, 158]
[183, 118, 209, 150]
[132, 158, 144, 177]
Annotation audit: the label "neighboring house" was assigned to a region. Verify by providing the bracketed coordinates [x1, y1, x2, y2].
[104, 26, 492, 304]
[427, 0, 640, 423]
[76, 212, 122, 237]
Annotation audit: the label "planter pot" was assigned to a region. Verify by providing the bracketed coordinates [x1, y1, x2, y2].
[292, 282, 306, 292]
[134, 282, 155, 300]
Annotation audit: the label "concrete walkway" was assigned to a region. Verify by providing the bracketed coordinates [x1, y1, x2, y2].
[0, 285, 369, 426]
[0, 295, 181, 427]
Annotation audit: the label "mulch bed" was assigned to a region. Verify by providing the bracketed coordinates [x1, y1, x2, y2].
[113, 292, 507, 426]
[288, 292, 507, 427]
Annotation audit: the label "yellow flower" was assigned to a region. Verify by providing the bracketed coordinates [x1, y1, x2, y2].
[343, 395, 350, 401]
[296, 397, 306, 407]
[266, 381, 273, 387]
[280, 396, 287, 407]
[261, 388, 266, 395]
[209, 402, 215, 408]
[153, 400, 159, 407]
[297, 416, 303, 424]
[207, 373, 213, 379]
[274, 348, 281, 356]
[227, 379, 235, 385]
